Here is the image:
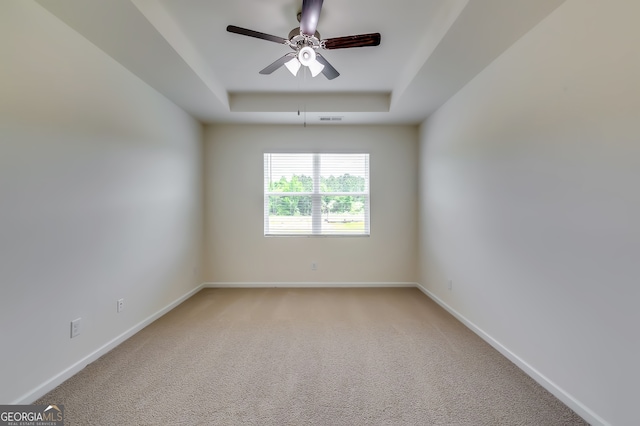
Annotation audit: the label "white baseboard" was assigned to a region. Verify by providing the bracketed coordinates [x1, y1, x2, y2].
[16, 281, 606, 426]
[415, 283, 608, 426]
[15, 283, 206, 405]
[203, 282, 418, 288]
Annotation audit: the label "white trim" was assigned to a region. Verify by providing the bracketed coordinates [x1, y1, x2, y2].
[14, 283, 206, 405]
[312, 153, 321, 234]
[415, 283, 608, 426]
[263, 152, 370, 237]
[203, 282, 417, 288]
[265, 191, 369, 197]
[16, 280, 605, 426]
[363, 154, 370, 234]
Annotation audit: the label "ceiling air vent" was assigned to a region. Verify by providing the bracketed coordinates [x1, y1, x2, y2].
[319, 116, 343, 122]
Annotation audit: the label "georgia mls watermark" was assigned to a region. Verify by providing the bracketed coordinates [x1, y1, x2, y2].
[0, 405, 64, 426]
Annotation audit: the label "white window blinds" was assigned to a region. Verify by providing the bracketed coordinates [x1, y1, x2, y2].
[264, 153, 370, 236]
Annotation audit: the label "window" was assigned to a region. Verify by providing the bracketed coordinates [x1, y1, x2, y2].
[264, 153, 370, 236]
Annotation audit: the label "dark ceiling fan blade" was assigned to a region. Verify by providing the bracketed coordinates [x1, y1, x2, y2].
[323, 33, 381, 50]
[315, 54, 339, 80]
[259, 54, 295, 75]
[226, 25, 288, 44]
[300, 0, 323, 36]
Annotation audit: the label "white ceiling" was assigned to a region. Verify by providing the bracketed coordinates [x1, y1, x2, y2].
[36, 0, 565, 125]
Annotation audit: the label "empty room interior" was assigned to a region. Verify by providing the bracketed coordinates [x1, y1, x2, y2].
[1, 0, 638, 425]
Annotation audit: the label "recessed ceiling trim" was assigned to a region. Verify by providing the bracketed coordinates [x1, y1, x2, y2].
[229, 93, 390, 113]
[391, 0, 469, 109]
[34, 0, 567, 125]
[132, 0, 229, 109]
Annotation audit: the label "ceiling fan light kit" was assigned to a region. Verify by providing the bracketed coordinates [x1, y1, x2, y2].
[296, 46, 324, 77]
[226, 0, 381, 80]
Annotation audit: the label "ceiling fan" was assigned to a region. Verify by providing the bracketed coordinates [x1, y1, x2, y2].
[226, 0, 381, 80]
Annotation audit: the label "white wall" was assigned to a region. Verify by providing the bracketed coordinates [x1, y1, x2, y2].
[0, 1, 203, 403]
[418, 1, 639, 425]
[204, 124, 418, 284]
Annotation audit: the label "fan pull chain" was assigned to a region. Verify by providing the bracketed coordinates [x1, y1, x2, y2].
[297, 66, 302, 120]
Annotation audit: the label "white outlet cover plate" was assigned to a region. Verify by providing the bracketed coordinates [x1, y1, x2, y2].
[70, 318, 81, 338]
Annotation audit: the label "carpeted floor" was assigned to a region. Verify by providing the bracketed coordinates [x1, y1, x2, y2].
[36, 287, 588, 425]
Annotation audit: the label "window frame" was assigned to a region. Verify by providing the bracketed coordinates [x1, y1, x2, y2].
[264, 152, 370, 237]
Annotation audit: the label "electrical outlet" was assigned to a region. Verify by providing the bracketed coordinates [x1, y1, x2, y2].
[311, 262, 317, 271]
[70, 318, 81, 338]
[447, 280, 453, 291]
[117, 298, 124, 313]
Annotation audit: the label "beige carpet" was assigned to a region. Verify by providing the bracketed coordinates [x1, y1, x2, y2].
[37, 288, 587, 425]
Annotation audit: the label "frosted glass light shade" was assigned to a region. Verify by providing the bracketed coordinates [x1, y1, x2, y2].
[285, 57, 301, 76]
[308, 58, 324, 77]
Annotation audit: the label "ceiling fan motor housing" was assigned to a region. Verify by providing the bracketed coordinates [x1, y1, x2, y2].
[288, 27, 321, 42]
